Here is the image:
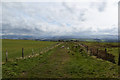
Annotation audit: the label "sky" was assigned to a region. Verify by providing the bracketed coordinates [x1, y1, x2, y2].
[1, 0, 119, 37]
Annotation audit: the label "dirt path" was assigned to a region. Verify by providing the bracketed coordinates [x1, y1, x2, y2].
[21, 43, 70, 78]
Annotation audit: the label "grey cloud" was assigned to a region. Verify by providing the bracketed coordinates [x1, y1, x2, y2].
[79, 10, 87, 21]
[90, 1, 107, 12]
[62, 2, 74, 13]
[98, 2, 107, 12]
[2, 2, 117, 37]
[2, 23, 32, 34]
[62, 2, 87, 22]
[97, 26, 118, 35]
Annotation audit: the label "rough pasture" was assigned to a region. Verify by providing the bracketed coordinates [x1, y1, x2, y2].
[2, 39, 58, 62]
[2, 40, 119, 78]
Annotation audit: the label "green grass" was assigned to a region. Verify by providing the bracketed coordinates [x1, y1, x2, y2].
[64, 42, 119, 78]
[2, 44, 64, 78]
[2, 39, 57, 62]
[107, 47, 119, 64]
[2, 40, 119, 78]
[65, 51, 118, 78]
[80, 41, 119, 64]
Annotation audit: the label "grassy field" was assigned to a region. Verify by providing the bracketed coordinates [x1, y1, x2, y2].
[2, 39, 58, 62]
[2, 39, 120, 78]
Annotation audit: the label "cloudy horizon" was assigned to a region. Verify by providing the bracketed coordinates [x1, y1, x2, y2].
[1, 0, 118, 37]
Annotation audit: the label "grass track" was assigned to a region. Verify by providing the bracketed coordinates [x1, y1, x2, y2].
[2, 41, 119, 78]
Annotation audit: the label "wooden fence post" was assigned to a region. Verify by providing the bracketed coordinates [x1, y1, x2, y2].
[105, 48, 107, 59]
[105, 48, 107, 53]
[118, 42, 120, 66]
[22, 48, 24, 58]
[97, 48, 99, 54]
[32, 49, 34, 55]
[39, 48, 41, 54]
[90, 49, 92, 56]
[97, 48, 99, 58]
[86, 46, 88, 52]
[6, 49, 8, 62]
[118, 48, 120, 65]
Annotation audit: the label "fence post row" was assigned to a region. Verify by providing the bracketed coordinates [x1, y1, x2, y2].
[80, 44, 120, 65]
[22, 48, 24, 58]
[6, 49, 8, 62]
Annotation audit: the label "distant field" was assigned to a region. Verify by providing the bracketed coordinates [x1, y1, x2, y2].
[2, 39, 57, 62]
[2, 39, 120, 78]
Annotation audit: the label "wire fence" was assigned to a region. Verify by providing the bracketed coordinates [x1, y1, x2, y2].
[4, 42, 62, 63]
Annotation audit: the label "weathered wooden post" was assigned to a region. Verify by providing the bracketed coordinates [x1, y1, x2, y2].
[118, 54, 120, 66]
[118, 47, 120, 65]
[105, 48, 107, 59]
[32, 49, 34, 55]
[97, 48, 98, 54]
[6, 49, 8, 62]
[90, 48, 92, 56]
[105, 48, 107, 53]
[39, 48, 40, 54]
[96, 48, 99, 56]
[86, 46, 88, 52]
[22, 48, 24, 58]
